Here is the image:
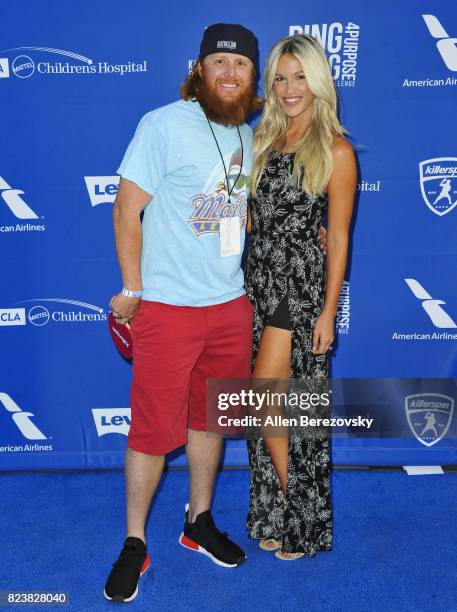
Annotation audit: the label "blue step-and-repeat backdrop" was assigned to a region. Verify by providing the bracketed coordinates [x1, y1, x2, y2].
[1, 1, 456, 469]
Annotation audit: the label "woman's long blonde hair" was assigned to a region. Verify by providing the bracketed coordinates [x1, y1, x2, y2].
[251, 34, 345, 196]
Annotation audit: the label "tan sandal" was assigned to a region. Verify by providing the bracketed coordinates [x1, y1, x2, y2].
[259, 538, 281, 551]
[275, 550, 305, 560]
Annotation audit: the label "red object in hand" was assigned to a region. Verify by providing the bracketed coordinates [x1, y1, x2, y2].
[108, 312, 133, 359]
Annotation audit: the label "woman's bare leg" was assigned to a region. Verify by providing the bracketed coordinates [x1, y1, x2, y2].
[252, 325, 291, 495]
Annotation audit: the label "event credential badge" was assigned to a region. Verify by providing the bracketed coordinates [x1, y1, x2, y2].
[219, 216, 241, 257]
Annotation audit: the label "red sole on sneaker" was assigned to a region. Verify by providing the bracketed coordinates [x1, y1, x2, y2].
[178, 533, 246, 568]
[103, 554, 151, 603]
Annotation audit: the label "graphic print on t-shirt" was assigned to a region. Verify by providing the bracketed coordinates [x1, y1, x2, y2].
[187, 147, 249, 237]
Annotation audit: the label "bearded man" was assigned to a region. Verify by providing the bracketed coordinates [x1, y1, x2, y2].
[104, 24, 261, 603]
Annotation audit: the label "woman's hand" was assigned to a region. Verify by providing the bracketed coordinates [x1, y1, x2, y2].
[312, 311, 334, 354]
[318, 225, 327, 255]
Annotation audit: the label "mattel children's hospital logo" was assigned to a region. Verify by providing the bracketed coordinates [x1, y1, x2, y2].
[405, 393, 454, 447]
[0, 46, 148, 79]
[84, 176, 119, 206]
[419, 158, 457, 216]
[0, 298, 107, 327]
[403, 15, 457, 88]
[188, 148, 248, 237]
[289, 22, 360, 87]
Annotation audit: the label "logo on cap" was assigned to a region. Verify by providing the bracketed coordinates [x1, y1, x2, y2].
[217, 41, 237, 50]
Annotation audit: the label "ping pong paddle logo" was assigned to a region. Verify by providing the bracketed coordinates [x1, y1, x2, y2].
[108, 312, 133, 359]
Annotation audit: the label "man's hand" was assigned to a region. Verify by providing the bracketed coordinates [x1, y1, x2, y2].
[318, 225, 327, 255]
[110, 177, 151, 326]
[109, 294, 141, 325]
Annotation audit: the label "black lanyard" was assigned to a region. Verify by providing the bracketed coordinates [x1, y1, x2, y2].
[204, 115, 244, 204]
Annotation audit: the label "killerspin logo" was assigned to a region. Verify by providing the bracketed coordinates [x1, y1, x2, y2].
[419, 158, 457, 216]
[0, 176, 46, 233]
[405, 393, 454, 447]
[289, 22, 360, 87]
[0, 45, 148, 80]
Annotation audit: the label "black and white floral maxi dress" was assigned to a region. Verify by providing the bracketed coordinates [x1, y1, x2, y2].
[244, 150, 333, 556]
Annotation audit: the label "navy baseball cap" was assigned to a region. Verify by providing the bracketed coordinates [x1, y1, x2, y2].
[199, 23, 259, 67]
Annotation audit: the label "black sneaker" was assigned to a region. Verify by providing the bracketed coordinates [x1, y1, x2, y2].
[179, 505, 246, 568]
[103, 537, 151, 603]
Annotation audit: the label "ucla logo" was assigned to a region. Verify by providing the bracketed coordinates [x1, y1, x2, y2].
[405, 393, 454, 447]
[0, 308, 26, 326]
[419, 158, 457, 216]
[0, 58, 9, 78]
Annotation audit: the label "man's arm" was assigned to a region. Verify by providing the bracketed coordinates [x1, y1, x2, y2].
[109, 177, 152, 324]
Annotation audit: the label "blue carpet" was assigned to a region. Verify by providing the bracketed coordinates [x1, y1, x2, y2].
[0, 469, 455, 611]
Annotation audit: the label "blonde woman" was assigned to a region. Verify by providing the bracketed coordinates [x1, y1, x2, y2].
[245, 34, 356, 560]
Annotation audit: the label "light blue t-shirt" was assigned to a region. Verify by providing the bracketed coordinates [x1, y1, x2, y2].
[117, 99, 253, 306]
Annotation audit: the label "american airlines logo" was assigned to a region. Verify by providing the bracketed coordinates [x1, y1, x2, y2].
[423, 14, 457, 72]
[405, 278, 457, 328]
[92, 408, 131, 437]
[0, 177, 46, 234]
[0, 177, 38, 219]
[392, 279, 457, 342]
[84, 176, 119, 207]
[0, 392, 47, 440]
[403, 16, 457, 88]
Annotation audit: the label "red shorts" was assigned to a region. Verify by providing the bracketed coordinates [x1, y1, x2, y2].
[128, 294, 253, 455]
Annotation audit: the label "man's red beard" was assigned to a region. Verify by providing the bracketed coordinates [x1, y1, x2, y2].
[196, 70, 256, 127]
